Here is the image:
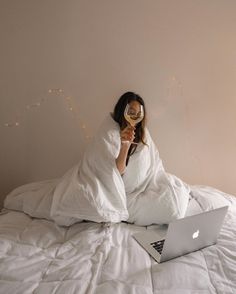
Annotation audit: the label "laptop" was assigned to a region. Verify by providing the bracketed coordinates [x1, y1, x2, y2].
[133, 206, 228, 263]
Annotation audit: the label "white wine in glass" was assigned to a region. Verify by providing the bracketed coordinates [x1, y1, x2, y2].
[124, 104, 144, 127]
[123, 104, 144, 144]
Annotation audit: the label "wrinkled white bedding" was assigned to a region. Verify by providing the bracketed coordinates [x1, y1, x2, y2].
[0, 186, 235, 294]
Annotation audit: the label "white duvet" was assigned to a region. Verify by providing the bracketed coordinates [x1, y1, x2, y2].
[0, 186, 235, 294]
[4, 114, 190, 226]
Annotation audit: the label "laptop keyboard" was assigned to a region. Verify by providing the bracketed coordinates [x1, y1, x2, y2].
[150, 239, 165, 254]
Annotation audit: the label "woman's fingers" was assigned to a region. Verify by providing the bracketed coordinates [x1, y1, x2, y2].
[121, 127, 135, 141]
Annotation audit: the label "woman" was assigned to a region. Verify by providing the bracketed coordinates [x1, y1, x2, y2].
[112, 91, 147, 175]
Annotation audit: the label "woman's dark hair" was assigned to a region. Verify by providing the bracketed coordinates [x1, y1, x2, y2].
[113, 91, 147, 165]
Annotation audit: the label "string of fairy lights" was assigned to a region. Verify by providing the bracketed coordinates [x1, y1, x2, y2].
[2, 88, 92, 140]
[2, 78, 204, 181]
[3, 78, 182, 131]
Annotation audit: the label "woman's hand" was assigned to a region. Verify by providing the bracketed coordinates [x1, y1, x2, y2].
[120, 125, 135, 144]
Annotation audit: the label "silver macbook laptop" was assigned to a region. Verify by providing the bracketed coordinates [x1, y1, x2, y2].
[133, 206, 228, 263]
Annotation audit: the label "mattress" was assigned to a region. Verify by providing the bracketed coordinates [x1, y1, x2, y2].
[0, 186, 235, 294]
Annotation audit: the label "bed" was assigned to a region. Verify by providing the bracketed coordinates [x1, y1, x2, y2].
[0, 184, 236, 294]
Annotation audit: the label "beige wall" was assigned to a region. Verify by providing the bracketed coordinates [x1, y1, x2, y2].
[1, 0, 236, 207]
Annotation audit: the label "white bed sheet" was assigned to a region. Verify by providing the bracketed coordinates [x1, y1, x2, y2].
[0, 186, 235, 294]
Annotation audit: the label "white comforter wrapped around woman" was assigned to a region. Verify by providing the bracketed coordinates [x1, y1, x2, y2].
[49, 114, 190, 226]
[4, 115, 191, 226]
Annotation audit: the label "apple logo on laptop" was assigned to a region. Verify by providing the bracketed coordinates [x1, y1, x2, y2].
[192, 230, 199, 239]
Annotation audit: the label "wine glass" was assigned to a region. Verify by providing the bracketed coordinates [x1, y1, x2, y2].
[123, 103, 144, 144]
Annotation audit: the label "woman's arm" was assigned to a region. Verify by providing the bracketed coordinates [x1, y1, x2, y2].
[116, 143, 130, 175]
[116, 125, 135, 175]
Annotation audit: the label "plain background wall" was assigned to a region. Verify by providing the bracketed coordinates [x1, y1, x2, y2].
[1, 0, 236, 208]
